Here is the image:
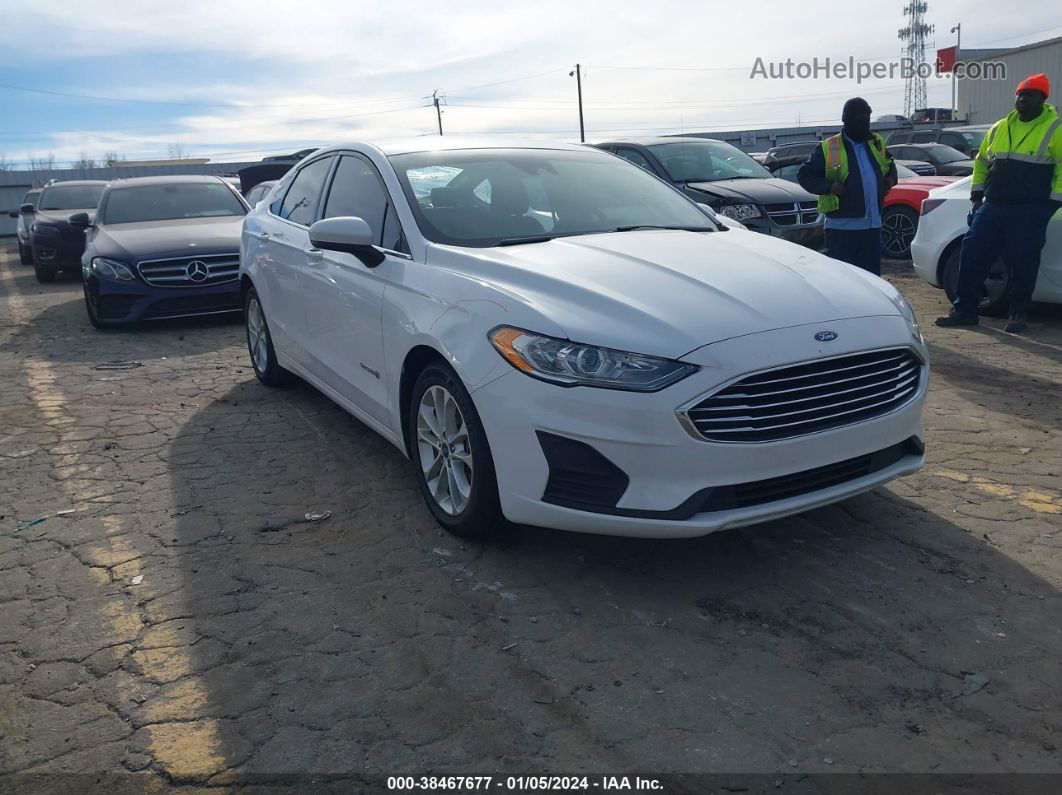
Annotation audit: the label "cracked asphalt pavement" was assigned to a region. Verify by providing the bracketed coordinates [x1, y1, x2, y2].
[1, 241, 1060, 792]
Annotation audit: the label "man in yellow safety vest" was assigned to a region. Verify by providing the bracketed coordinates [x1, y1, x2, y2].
[798, 97, 897, 276]
[936, 73, 1062, 334]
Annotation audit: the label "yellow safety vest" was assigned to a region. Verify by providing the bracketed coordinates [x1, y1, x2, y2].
[818, 133, 892, 214]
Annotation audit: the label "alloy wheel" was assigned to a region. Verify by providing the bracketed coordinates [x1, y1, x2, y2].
[881, 210, 917, 258]
[246, 296, 269, 375]
[416, 385, 474, 515]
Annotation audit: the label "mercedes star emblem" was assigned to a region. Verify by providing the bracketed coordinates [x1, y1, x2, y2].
[186, 260, 209, 282]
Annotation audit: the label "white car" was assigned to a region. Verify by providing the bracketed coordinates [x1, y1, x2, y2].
[239, 139, 928, 539]
[911, 176, 1062, 315]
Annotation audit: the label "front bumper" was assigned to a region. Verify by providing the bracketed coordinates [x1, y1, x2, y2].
[473, 315, 927, 538]
[84, 274, 242, 325]
[32, 235, 86, 269]
[743, 215, 824, 246]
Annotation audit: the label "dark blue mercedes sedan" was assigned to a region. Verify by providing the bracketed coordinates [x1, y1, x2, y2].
[76, 176, 249, 327]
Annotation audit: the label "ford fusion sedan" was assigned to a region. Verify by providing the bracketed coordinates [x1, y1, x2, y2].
[911, 177, 1062, 315]
[23, 180, 106, 282]
[80, 176, 248, 327]
[241, 139, 928, 539]
[594, 137, 823, 246]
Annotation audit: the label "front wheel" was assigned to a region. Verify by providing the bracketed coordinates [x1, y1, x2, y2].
[34, 262, 56, 283]
[942, 248, 1012, 317]
[409, 362, 504, 539]
[245, 287, 293, 386]
[880, 206, 918, 259]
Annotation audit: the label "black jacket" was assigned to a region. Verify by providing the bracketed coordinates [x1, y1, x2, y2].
[797, 136, 898, 218]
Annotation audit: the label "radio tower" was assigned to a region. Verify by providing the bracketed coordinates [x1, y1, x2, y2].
[898, 1, 934, 116]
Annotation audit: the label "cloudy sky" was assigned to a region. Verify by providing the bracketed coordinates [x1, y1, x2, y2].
[1, 0, 1058, 167]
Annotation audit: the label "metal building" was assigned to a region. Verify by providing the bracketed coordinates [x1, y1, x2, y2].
[957, 35, 1062, 125]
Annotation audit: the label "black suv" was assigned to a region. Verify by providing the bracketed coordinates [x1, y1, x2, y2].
[22, 180, 107, 282]
[885, 126, 988, 157]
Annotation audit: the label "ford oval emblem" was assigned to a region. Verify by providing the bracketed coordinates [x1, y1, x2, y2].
[814, 330, 838, 342]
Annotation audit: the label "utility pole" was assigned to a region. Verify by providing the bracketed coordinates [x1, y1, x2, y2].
[432, 89, 444, 136]
[951, 23, 962, 120]
[569, 64, 585, 142]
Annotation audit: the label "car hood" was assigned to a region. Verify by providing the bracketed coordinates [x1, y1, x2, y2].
[92, 216, 244, 261]
[35, 209, 96, 226]
[682, 177, 817, 204]
[897, 175, 959, 190]
[939, 160, 975, 170]
[431, 229, 904, 359]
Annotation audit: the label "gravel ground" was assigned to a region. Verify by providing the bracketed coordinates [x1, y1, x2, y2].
[1, 242, 1060, 793]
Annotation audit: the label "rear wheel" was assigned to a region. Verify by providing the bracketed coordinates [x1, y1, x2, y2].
[409, 362, 504, 539]
[245, 287, 293, 386]
[880, 206, 918, 259]
[942, 248, 1012, 317]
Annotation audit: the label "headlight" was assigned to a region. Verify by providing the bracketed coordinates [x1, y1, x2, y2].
[890, 292, 922, 341]
[488, 327, 698, 392]
[718, 203, 762, 221]
[91, 257, 136, 282]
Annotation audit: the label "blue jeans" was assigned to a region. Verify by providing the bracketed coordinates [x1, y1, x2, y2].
[824, 227, 882, 276]
[955, 201, 1055, 316]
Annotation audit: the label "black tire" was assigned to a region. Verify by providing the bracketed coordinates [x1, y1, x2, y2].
[244, 287, 293, 386]
[941, 247, 1012, 317]
[408, 361, 504, 539]
[880, 206, 918, 259]
[34, 262, 56, 283]
[19, 241, 33, 265]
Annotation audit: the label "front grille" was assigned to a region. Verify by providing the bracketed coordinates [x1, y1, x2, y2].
[765, 201, 819, 226]
[141, 291, 242, 319]
[682, 348, 923, 443]
[137, 253, 239, 288]
[697, 438, 919, 512]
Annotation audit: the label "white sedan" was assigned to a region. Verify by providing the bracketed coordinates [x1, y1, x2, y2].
[239, 139, 928, 539]
[911, 176, 1062, 315]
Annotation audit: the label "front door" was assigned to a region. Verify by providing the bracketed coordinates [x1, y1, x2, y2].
[300, 154, 402, 427]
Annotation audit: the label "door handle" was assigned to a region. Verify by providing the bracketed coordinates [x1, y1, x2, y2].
[305, 248, 324, 261]
[254, 231, 270, 241]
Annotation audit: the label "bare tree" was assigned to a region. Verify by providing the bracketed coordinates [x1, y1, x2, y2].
[104, 151, 126, 166]
[0, 153, 11, 171]
[75, 152, 98, 170]
[28, 152, 57, 171]
[168, 143, 188, 160]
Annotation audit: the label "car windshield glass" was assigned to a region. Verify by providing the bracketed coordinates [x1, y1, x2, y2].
[647, 141, 772, 182]
[389, 148, 712, 248]
[38, 185, 104, 210]
[960, 130, 986, 151]
[102, 183, 246, 223]
[924, 144, 968, 164]
[895, 163, 918, 179]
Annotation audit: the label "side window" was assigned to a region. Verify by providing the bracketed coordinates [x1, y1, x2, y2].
[278, 157, 333, 226]
[912, 132, 935, 143]
[322, 155, 389, 246]
[615, 148, 654, 172]
[941, 133, 966, 153]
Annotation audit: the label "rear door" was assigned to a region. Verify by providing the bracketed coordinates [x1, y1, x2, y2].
[300, 153, 404, 426]
[255, 155, 335, 367]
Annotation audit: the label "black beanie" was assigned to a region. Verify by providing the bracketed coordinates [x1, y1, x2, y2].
[842, 97, 872, 118]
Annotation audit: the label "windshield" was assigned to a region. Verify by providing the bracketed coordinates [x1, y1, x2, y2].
[389, 148, 712, 247]
[101, 182, 246, 224]
[960, 130, 986, 151]
[895, 163, 918, 179]
[925, 144, 968, 164]
[38, 185, 104, 211]
[647, 140, 773, 182]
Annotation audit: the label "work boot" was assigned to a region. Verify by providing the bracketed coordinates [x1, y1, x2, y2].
[1004, 313, 1027, 333]
[935, 311, 978, 328]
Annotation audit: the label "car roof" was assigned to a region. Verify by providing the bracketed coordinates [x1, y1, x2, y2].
[327, 137, 596, 157]
[41, 180, 108, 188]
[106, 175, 230, 188]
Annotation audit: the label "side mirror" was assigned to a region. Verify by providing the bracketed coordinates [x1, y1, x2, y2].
[308, 216, 384, 267]
[7, 211, 17, 218]
[20, 203, 35, 215]
[69, 212, 91, 228]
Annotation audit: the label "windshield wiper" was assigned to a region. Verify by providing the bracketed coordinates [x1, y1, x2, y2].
[496, 235, 554, 246]
[612, 225, 711, 232]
